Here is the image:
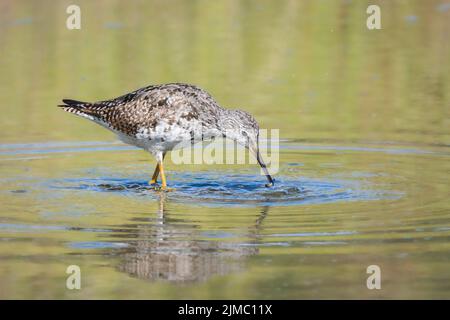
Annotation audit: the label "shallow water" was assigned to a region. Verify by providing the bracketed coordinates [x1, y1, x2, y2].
[0, 0, 449, 299]
[1, 139, 449, 298]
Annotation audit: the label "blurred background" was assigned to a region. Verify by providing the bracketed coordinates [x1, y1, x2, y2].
[0, 0, 449, 299]
[0, 0, 448, 144]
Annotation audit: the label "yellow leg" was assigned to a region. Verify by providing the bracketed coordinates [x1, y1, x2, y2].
[150, 152, 166, 185]
[159, 162, 167, 189]
[158, 161, 175, 192]
[149, 165, 160, 185]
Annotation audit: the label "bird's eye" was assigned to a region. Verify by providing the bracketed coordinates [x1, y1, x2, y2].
[241, 131, 248, 137]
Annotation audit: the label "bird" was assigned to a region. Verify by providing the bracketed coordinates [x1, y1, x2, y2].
[59, 83, 274, 191]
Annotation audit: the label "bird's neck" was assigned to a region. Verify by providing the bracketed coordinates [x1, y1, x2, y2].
[217, 109, 236, 133]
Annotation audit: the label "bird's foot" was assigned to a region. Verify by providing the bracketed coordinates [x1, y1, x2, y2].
[149, 181, 161, 191]
[152, 185, 176, 192]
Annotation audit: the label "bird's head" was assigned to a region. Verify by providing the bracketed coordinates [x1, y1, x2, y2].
[219, 109, 274, 187]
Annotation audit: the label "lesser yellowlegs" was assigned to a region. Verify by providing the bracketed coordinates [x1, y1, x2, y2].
[59, 83, 274, 190]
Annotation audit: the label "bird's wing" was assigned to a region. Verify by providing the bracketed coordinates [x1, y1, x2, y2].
[59, 85, 155, 118]
[59, 83, 220, 135]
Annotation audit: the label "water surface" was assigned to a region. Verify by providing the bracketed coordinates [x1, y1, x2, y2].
[0, 0, 449, 299]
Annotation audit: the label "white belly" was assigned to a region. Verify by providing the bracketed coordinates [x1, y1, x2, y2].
[114, 124, 221, 157]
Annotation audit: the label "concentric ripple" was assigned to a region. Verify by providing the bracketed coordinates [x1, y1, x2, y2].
[53, 171, 399, 207]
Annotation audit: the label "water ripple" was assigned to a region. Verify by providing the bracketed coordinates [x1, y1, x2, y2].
[51, 172, 399, 207]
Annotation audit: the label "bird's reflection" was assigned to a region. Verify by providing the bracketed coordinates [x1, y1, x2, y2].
[117, 194, 269, 283]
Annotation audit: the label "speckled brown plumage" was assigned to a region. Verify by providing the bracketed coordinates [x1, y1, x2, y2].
[60, 83, 223, 136]
[59, 82, 274, 187]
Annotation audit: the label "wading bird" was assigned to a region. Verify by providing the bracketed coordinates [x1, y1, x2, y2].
[59, 83, 274, 191]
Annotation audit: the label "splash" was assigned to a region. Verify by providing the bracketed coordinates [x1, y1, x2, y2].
[55, 172, 399, 207]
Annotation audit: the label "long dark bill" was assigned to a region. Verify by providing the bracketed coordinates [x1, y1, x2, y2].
[256, 150, 274, 187]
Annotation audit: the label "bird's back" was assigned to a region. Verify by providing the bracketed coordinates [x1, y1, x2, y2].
[60, 83, 224, 137]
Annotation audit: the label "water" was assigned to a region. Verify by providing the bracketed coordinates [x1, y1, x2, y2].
[0, 0, 449, 299]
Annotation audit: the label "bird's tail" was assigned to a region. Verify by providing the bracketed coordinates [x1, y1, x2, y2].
[58, 99, 96, 120]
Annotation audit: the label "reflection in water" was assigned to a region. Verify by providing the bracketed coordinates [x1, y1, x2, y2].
[117, 194, 268, 282]
[0, 0, 448, 298]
